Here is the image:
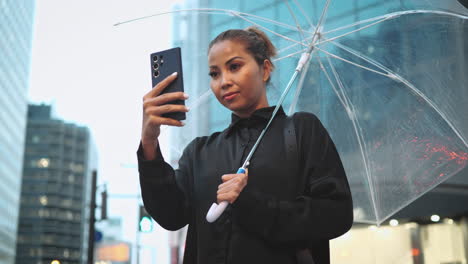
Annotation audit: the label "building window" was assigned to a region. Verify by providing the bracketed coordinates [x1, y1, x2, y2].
[36, 158, 50, 168]
[39, 196, 48, 206]
[32, 135, 40, 143]
[66, 211, 73, 220]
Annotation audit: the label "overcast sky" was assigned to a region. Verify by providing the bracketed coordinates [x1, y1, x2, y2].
[28, 0, 184, 262]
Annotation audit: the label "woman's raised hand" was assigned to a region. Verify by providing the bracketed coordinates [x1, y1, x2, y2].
[141, 72, 189, 159]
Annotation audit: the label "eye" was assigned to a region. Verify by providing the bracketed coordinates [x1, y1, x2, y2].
[229, 63, 241, 71]
[208, 71, 219, 78]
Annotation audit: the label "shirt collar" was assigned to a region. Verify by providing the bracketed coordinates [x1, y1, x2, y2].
[224, 106, 285, 138]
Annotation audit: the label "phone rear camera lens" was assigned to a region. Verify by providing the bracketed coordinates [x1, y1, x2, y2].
[153, 56, 158, 62]
[153, 70, 160, 78]
[153, 63, 159, 70]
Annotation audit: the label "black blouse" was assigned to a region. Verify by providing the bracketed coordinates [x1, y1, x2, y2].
[137, 106, 353, 264]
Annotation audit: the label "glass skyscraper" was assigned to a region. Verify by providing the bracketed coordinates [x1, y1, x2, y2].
[0, 1, 36, 263]
[15, 104, 97, 264]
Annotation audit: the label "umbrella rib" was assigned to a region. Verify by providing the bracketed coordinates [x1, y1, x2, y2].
[187, 88, 213, 110]
[322, 55, 380, 222]
[316, 57, 349, 112]
[392, 77, 468, 149]
[327, 40, 390, 72]
[314, 46, 390, 78]
[325, 56, 354, 113]
[278, 41, 306, 55]
[328, 40, 468, 149]
[317, 16, 391, 46]
[229, 11, 307, 47]
[114, 8, 314, 34]
[161, 88, 214, 159]
[283, 0, 306, 44]
[306, 0, 331, 56]
[314, 0, 331, 35]
[280, 15, 388, 59]
[277, 33, 313, 56]
[322, 10, 468, 37]
[224, 9, 314, 33]
[273, 48, 307, 62]
[323, 12, 399, 36]
[291, 0, 315, 30]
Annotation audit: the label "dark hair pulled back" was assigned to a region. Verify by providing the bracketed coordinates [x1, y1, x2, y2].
[208, 26, 277, 73]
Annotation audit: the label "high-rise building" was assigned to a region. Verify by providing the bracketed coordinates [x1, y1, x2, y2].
[0, 1, 36, 263]
[15, 104, 97, 264]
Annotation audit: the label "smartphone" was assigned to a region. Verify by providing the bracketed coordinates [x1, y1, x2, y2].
[150, 47, 186, 121]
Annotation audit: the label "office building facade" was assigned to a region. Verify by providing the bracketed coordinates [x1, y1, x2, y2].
[15, 104, 97, 264]
[0, 1, 36, 263]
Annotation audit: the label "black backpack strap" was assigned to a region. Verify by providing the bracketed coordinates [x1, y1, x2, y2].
[284, 114, 298, 168]
[284, 114, 317, 264]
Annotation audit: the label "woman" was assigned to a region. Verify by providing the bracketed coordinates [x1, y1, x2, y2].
[138, 27, 353, 264]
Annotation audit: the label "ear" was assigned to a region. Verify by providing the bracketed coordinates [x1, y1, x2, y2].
[262, 59, 273, 82]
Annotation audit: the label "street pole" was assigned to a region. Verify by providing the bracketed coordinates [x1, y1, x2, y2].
[87, 170, 97, 264]
[136, 219, 141, 264]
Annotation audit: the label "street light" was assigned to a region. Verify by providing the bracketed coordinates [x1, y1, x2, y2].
[50, 260, 61, 264]
[389, 219, 399, 226]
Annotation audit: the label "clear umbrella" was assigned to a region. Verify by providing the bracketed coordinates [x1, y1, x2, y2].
[115, 0, 468, 225]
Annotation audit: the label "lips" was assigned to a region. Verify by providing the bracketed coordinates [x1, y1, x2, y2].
[223, 91, 240, 101]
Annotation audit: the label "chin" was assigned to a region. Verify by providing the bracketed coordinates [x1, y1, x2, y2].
[230, 105, 256, 117]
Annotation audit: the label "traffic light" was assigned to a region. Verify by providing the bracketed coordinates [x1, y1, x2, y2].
[139, 205, 153, 232]
[100, 190, 107, 220]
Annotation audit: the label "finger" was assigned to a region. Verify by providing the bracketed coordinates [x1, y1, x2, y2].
[153, 92, 189, 106]
[221, 174, 235, 182]
[144, 92, 188, 108]
[217, 193, 238, 204]
[217, 192, 234, 203]
[218, 180, 247, 199]
[221, 172, 248, 183]
[145, 72, 178, 98]
[147, 115, 185, 127]
[218, 177, 241, 190]
[145, 105, 189, 117]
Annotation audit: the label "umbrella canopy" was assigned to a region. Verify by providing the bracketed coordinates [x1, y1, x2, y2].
[116, 0, 468, 224]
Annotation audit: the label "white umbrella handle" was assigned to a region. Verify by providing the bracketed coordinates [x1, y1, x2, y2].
[206, 167, 246, 223]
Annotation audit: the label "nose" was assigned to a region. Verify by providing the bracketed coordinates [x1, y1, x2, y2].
[220, 72, 233, 90]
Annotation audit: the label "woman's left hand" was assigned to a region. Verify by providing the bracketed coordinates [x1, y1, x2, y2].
[217, 169, 249, 204]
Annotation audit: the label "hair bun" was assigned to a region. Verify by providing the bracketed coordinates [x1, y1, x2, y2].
[245, 26, 277, 58]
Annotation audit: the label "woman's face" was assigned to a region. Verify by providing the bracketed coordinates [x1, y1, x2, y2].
[208, 40, 271, 118]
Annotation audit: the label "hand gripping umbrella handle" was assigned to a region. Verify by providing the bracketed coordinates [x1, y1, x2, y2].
[206, 167, 246, 223]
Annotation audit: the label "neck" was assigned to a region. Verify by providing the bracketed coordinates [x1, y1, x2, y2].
[234, 100, 270, 118]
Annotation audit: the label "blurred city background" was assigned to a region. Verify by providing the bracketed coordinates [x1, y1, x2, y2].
[1, 0, 467, 264]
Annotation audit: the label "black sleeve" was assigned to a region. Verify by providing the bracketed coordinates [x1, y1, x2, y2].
[232, 113, 353, 247]
[137, 140, 194, 231]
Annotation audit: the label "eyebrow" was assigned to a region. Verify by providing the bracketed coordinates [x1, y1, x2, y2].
[209, 56, 244, 69]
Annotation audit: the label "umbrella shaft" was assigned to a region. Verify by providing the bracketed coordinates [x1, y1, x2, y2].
[241, 70, 300, 169]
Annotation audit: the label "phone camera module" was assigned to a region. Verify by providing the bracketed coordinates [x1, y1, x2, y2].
[153, 70, 160, 78]
[153, 56, 158, 62]
[153, 63, 159, 70]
